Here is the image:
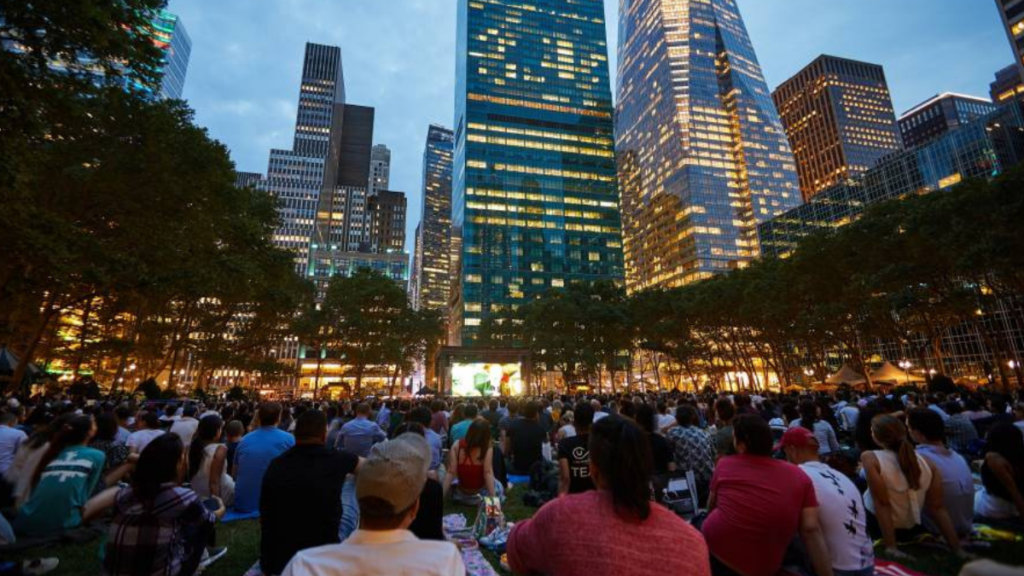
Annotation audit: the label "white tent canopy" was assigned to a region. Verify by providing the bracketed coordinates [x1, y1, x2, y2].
[871, 362, 926, 385]
[826, 364, 867, 385]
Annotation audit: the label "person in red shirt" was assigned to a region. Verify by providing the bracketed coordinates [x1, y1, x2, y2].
[506, 415, 710, 576]
[701, 415, 833, 576]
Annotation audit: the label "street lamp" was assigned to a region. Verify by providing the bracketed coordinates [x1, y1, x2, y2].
[899, 360, 912, 386]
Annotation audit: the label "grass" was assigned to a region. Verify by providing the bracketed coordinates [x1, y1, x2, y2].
[6, 485, 1024, 576]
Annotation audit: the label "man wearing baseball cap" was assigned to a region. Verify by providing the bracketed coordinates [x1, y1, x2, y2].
[281, 433, 466, 576]
[779, 427, 874, 576]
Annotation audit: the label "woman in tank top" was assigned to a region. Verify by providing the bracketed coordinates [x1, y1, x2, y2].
[861, 414, 965, 560]
[442, 417, 501, 506]
[187, 415, 234, 507]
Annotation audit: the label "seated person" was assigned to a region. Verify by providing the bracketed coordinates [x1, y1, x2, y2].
[394, 422, 444, 541]
[507, 415, 710, 576]
[506, 402, 545, 475]
[233, 403, 295, 513]
[187, 415, 234, 507]
[975, 422, 1024, 524]
[87, 433, 225, 576]
[907, 409, 974, 537]
[126, 411, 164, 455]
[443, 418, 501, 505]
[557, 402, 594, 496]
[260, 410, 360, 576]
[14, 416, 105, 538]
[862, 415, 966, 559]
[280, 434, 465, 575]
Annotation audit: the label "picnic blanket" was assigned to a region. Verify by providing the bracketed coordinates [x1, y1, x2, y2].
[875, 560, 932, 576]
[222, 509, 260, 523]
[443, 513, 499, 576]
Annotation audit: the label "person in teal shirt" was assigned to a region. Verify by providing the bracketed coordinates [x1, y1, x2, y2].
[14, 415, 105, 538]
[450, 403, 479, 445]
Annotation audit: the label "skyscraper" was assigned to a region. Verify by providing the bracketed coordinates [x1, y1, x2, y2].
[452, 0, 624, 344]
[413, 125, 455, 313]
[991, 64, 1024, 104]
[151, 10, 191, 100]
[773, 55, 903, 200]
[368, 189, 407, 253]
[997, 0, 1024, 82]
[898, 93, 998, 149]
[615, 0, 801, 293]
[369, 144, 392, 196]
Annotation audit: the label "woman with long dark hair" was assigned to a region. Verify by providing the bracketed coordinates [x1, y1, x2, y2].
[789, 400, 840, 456]
[13, 415, 104, 537]
[975, 422, 1024, 521]
[862, 415, 965, 559]
[442, 417, 500, 505]
[4, 413, 74, 510]
[91, 433, 225, 576]
[507, 415, 710, 576]
[188, 415, 234, 506]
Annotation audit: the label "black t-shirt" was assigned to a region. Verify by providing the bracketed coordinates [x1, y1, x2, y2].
[557, 433, 594, 494]
[259, 444, 359, 575]
[507, 418, 545, 474]
[409, 478, 444, 541]
[649, 433, 673, 475]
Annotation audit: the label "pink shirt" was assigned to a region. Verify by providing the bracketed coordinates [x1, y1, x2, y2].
[507, 490, 710, 576]
[702, 455, 818, 576]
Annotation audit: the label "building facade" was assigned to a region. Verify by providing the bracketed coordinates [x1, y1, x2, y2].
[992, 64, 1024, 104]
[758, 101, 1024, 258]
[151, 10, 191, 100]
[414, 125, 455, 312]
[452, 0, 624, 344]
[369, 189, 408, 253]
[899, 93, 998, 149]
[772, 55, 903, 201]
[369, 144, 392, 196]
[615, 0, 801, 293]
[997, 0, 1024, 81]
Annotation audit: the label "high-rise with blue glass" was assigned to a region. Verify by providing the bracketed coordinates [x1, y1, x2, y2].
[151, 10, 191, 100]
[615, 0, 801, 293]
[452, 0, 624, 345]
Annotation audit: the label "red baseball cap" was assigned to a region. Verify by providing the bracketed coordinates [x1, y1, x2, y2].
[774, 427, 819, 451]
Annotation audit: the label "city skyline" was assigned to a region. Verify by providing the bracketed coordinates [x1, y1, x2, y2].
[170, 0, 1008, 252]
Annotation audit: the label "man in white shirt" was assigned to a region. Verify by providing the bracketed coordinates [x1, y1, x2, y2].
[0, 412, 27, 476]
[169, 404, 200, 445]
[780, 427, 874, 576]
[126, 412, 164, 454]
[282, 433, 465, 576]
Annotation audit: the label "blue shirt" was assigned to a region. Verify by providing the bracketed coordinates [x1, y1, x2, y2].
[233, 427, 295, 513]
[424, 428, 443, 471]
[375, 407, 391, 429]
[450, 419, 472, 444]
[336, 417, 386, 458]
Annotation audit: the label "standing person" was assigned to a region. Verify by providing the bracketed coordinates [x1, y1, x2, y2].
[861, 415, 965, 559]
[442, 418, 501, 505]
[780, 427, 874, 576]
[169, 405, 201, 446]
[126, 412, 164, 455]
[974, 422, 1024, 522]
[280, 434, 465, 576]
[13, 416, 105, 538]
[91, 433, 226, 576]
[790, 400, 841, 456]
[260, 410, 360, 576]
[233, 403, 295, 514]
[506, 402, 545, 475]
[666, 405, 715, 503]
[701, 415, 833, 576]
[906, 409, 974, 538]
[0, 412, 28, 477]
[188, 415, 234, 507]
[336, 403, 387, 458]
[507, 415, 711, 576]
[557, 402, 594, 496]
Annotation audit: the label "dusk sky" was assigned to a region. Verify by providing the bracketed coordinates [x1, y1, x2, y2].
[171, 0, 1011, 250]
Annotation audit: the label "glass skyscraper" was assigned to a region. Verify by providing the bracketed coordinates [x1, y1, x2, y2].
[899, 93, 998, 149]
[615, 0, 801, 293]
[413, 125, 455, 312]
[152, 10, 191, 100]
[773, 55, 903, 201]
[452, 0, 624, 344]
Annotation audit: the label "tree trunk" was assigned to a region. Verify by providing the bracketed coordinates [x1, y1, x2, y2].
[9, 292, 59, 393]
[72, 296, 96, 378]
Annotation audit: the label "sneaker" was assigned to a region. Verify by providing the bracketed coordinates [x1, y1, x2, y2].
[197, 547, 228, 571]
[22, 558, 59, 575]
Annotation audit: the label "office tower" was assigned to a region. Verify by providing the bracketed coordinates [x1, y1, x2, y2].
[234, 171, 265, 189]
[369, 144, 392, 196]
[997, 0, 1024, 81]
[452, 0, 624, 344]
[368, 189, 407, 253]
[773, 55, 903, 201]
[899, 93, 998, 149]
[615, 0, 801, 293]
[992, 64, 1024, 104]
[151, 10, 191, 99]
[413, 125, 455, 313]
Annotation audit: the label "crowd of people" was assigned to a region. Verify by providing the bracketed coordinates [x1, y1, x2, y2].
[0, 387, 1021, 575]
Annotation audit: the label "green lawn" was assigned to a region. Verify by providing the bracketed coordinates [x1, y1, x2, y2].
[6, 485, 1024, 576]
